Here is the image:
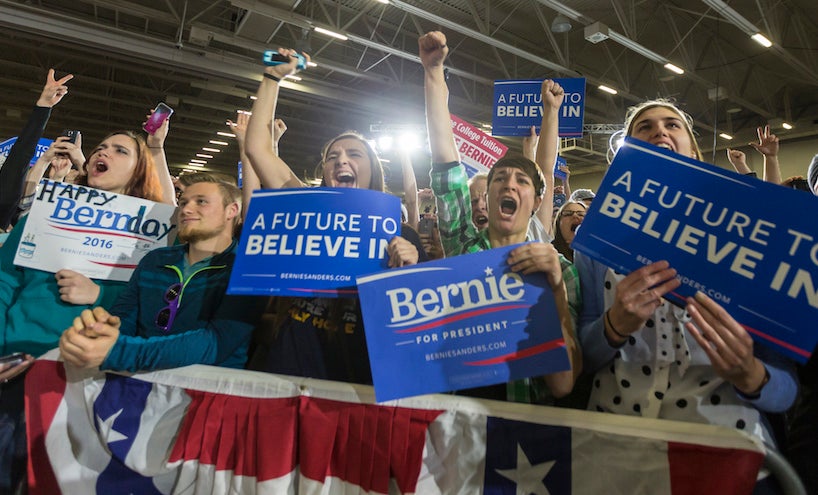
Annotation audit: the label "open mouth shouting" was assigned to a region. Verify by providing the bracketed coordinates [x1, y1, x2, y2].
[473, 214, 488, 228]
[90, 160, 109, 176]
[499, 196, 518, 217]
[334, 170, 356, 187]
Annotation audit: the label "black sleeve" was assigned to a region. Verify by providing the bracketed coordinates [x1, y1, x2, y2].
[0, 106, 52, 229]
[400, 222, 429, 263]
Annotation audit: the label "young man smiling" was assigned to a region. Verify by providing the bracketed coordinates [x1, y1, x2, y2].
[59, 173, 263, 372]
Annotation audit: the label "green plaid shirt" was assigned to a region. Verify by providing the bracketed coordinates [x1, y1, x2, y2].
[431, 161, 582, 404]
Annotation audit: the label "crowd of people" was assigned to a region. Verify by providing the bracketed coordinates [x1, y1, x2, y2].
[0, 29, 815, 494]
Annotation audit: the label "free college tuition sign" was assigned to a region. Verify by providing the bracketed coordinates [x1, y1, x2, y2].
[451, 114, 508, 177]
[357, 245, 570, 402]
[491, 78, 586, 137]
[228, 187, 401, 297]
[572, 137, 818, 363]
[14, 180, 176, 281]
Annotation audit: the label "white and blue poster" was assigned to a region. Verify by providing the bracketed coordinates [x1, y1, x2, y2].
[13, 180, 177, 281]
[228, 187, 401, 297]
[491, 78, 586, 137]
[357, 245, 570, 402]
[572, 137, 818, 363]
[0, 136, 54, 169]
[451, 114, 508, 177]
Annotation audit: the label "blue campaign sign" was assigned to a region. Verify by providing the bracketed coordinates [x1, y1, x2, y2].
[0, 136, 54, 168]
[555, 156, 567, 180]
[356, 244, 570, 402]
[572, 137, 818, 363]
[491, 78, 586, 137]
[228, 187, 401, 297]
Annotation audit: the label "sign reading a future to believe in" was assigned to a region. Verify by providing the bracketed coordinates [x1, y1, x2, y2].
[228, 187, 401, 297]
[491, 78, 586, 137]
[572, 137, 818, 363]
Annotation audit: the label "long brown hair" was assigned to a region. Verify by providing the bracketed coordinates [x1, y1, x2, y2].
[79, 131, 163, 202]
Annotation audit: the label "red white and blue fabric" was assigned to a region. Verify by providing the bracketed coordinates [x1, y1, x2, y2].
[26, 352, 765, 494]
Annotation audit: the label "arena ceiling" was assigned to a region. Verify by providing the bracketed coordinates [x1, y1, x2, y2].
[1, 0, 817, 184]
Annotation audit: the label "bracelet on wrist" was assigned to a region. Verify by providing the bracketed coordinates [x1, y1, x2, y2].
[605, 310, 628, 340]
[263, 72, 281, 82]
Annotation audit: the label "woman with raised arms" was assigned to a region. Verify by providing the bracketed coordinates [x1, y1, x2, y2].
[244, 48, 425, 384]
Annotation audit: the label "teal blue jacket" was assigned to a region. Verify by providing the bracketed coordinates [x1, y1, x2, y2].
[101, 240, 264, 372]
[0, 215, 124, 356]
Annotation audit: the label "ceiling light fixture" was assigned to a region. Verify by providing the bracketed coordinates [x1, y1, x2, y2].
[209, 140, 229, 146]
[202, 147, 221, 153]
[551, 15, 572, 33]
[190, 159, 207, 164]
[314, 26, 348, 41]
[719, 133, 733, 140]
[663, 63, 685, 75]
[751, 33, 772, 48]
[701, 0, 773, 48]
[217, 131, 236, 138]
[598, 85, 618, 95]
[196, 154, 213, 159]
[782, 122, 793, 130]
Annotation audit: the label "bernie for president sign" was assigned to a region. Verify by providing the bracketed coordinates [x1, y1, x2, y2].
[357, 244, 570, 402]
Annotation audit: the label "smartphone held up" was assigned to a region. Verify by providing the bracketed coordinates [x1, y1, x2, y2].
[143, 102, 174, 135]
[263, 50, 307, 70]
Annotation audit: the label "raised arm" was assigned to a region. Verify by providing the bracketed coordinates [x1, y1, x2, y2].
[144, 112, 177, 205]
[228, 111, 259, 220]
[398, 148, 420, 229]
[535, 80, 564, 239]
[0, 69, 73, 229]
[726, 148, 752, 175]
[420, 32, 459, 164]
[749, 125, 782, 184]
[245, 49, 307, 189]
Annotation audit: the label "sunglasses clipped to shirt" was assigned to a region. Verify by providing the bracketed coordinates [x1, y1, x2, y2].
[155, 282, 182, 332]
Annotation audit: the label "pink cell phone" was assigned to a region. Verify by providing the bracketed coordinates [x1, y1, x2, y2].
[143, 102, 174, 135]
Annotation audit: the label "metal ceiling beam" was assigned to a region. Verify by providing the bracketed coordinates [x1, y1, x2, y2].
[700, 0, 818, 86]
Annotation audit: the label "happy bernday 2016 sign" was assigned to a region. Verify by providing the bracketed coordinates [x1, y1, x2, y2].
[228, 187, 401, 297]
[572, 137, 818, 362]
[14, 180, 176, 281]
[357, 244, 570, 402]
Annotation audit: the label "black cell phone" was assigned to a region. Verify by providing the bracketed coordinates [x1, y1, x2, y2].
[0, 352, 25, 368]
[418, 217, 435, 235]
[61, 129, 80, 144]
